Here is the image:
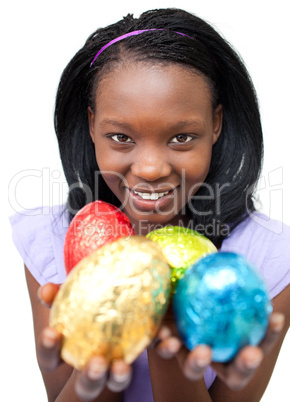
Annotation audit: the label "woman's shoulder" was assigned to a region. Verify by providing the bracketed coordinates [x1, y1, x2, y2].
[221, 212, 290, 298]
[9, 204, 69, 285]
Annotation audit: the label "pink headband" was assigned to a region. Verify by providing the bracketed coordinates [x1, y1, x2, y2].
[90, 29, 192, 67]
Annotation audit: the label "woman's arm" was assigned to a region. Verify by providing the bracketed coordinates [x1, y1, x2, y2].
[25, 266, 129, 401]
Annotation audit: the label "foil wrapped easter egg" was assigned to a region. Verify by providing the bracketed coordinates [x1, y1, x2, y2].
[50, 236, 171, 370]
[173, 252, 272, 362]
[64, 200, 134, 274]
[147, 226, 216, 289]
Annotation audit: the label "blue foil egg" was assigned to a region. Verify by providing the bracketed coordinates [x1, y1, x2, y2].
[173, 252, 272, 362]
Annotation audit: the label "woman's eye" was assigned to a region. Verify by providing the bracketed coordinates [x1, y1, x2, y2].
[170, 134, 193, 143]
[110, 134, 133, 143]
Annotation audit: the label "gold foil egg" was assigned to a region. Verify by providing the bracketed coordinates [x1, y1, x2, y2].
[147, 226, 217, 289]
[50, 236, 171, 370]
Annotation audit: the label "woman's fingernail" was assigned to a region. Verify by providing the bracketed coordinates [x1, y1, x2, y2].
[272, 313, 285, 332]
[37, 286, 42, 300]
[37, 287, 46, 305]
[195, 358, 210, 369]
[158, 326, 171, 340]
[37, 287, 51, 308]
[42, 328, 57, 348]
[88, 361, 107, 380]
[246, 354, 263, 370]
[112, 372, 130, 383]
[168, 338, 181, 354]
[190, 345, 211, 369]
[190, 355, 210, 370]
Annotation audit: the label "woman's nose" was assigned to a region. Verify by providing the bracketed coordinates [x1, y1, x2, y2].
[131, 148, 172, 181]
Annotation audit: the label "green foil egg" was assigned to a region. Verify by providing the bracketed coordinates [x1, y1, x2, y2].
[147, 226, 217, 290]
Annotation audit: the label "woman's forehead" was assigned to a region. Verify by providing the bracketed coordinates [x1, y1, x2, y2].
[95, 62, 213, 106]
[92, 63, 215, 135]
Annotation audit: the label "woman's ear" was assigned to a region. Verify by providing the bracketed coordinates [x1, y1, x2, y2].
[213, 104, 223, 145]
[87, 106, 95, 144]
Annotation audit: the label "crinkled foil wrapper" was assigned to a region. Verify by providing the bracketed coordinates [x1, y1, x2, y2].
[147, 226, 217, 288]
[174, 252, 272, 362]
[64, 200, 134, 274]
[50, 236, 171, 370]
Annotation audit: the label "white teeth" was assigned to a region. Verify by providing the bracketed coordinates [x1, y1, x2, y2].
[151, 193, 159, 200]
[133, 190, 169, 200]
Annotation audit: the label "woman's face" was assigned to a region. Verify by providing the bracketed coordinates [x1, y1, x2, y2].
[88, 62, 222, 235]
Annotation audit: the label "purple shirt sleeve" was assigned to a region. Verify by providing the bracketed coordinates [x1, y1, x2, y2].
[221, 212, 290, 299]
[9, 205, 68, 285]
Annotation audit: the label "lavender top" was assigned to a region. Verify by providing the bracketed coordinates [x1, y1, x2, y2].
[10, 206, 290, 400]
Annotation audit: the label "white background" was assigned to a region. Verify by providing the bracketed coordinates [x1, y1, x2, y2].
[2, 0, 289, 400]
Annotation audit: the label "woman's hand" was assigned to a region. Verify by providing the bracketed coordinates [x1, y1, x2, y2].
[37, 283, 132, 401]
[37, 281, 288, 398]
[154, 308, 285, 391]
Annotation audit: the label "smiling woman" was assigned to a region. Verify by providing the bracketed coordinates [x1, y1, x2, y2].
[88, 63, 222, 234]
[54, 8, 263, 248]
[5, 2, 290, 402]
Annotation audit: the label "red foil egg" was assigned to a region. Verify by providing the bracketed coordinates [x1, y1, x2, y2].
[64, 200, 135, 274]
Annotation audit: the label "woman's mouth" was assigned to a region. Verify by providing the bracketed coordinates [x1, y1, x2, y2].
[126, 187, 177, 212]
[132, 189, 170, 201]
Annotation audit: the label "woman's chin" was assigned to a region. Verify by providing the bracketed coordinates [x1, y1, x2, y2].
[125, 210, 187, 235]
